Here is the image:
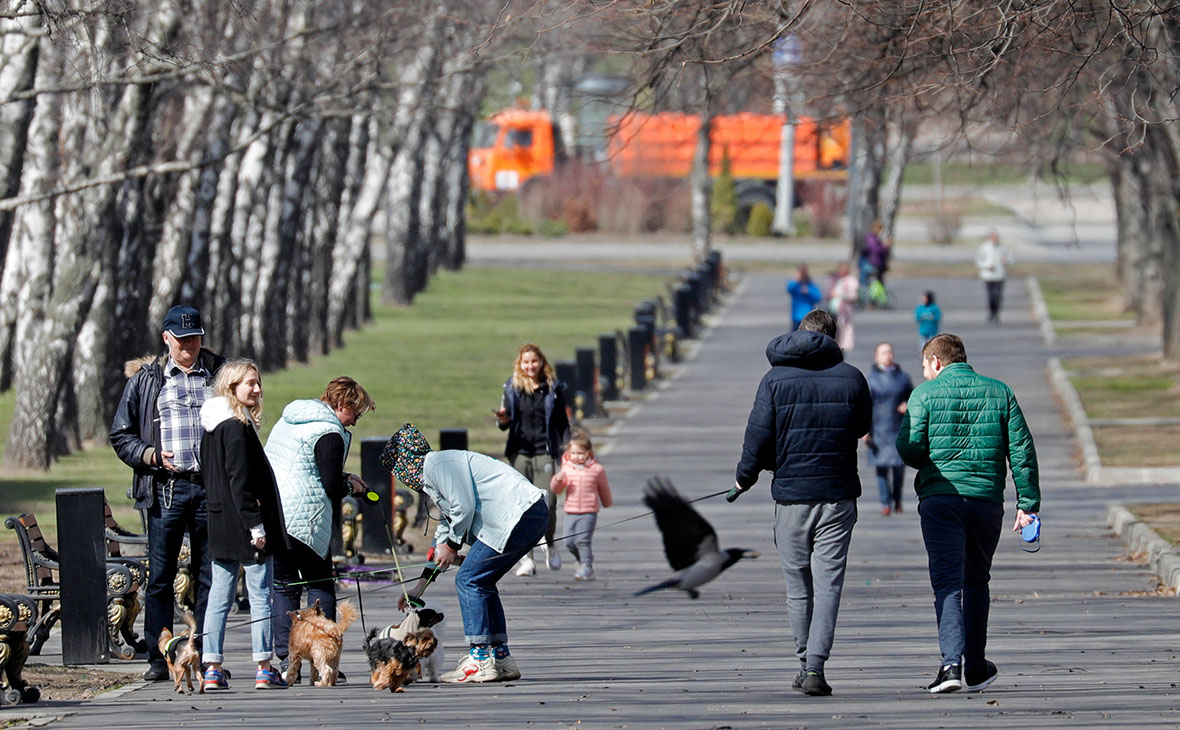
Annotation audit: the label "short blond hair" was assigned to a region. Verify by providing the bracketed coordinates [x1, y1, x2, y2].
[213, 359, 263, 425]
[320, 376, 375, 416]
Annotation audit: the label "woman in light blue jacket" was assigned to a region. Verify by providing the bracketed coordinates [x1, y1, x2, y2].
[385, 424, 547, 685]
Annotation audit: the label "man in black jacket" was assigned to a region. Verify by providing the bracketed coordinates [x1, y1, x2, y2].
[732, 309, 871, 697]
[110, 305, 224, 681]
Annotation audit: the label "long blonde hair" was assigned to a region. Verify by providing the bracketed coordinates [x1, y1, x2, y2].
[511, 343, 555, 394]
[213, 359, 263, 425]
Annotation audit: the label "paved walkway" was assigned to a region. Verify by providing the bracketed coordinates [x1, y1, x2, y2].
[22, 271, 1180, 729]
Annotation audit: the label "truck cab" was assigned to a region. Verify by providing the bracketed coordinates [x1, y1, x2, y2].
[468, 109, 562, 192]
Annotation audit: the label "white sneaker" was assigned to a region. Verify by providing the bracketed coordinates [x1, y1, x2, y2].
[514, 555, 536, 577]
[543, 544, 561, 571]
[574, 565, 595, 581]
[440, 653, 501, 683]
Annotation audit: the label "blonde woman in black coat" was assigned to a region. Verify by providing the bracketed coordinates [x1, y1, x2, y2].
[199, 359, 289, 691]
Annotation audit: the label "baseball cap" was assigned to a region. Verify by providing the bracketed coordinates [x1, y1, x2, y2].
[162, 305, 205, 337]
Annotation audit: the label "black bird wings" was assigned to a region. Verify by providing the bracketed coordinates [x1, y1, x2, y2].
[643, 476, 720, 571]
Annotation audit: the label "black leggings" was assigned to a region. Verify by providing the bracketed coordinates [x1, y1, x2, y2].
[272, 538, 336, 660]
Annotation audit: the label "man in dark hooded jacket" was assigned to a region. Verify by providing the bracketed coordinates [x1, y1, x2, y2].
[733, 309, 871, 697]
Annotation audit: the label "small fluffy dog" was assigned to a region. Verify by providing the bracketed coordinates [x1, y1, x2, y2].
[363, 628, 438, 692]
[158, 610, 202, 695]
[286, 599, 358, 687]
[373, 601, 446, 682]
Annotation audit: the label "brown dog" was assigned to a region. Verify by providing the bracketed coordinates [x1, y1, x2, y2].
[363, 628, 438, 693]
[158, 610, 202, 694]
[286, 599, 358, 687]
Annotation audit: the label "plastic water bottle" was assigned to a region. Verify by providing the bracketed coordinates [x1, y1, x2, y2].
[1020, 514, 1041, 553]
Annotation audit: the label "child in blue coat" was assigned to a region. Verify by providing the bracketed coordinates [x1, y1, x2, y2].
[915, 291, 942, 350]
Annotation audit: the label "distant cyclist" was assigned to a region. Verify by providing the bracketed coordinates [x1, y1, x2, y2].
[862, 220, 892, 287]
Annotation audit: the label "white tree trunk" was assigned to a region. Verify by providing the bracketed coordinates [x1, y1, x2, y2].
[690, 113, 714, 260]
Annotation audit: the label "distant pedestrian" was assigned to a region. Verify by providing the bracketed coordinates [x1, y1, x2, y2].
[110, 305, 223, 681]
[974, 230, 1013, 324]
[897, 334, 1040, 694]
[861, 220, 892, 287]
[495, 344, 570, 576]
[549, 429, 613, 582]
[786, 264, 823, 331]
[915, 291, 942, 350]
[827, 262, 860, 351]
[865, 343, 913, 516]
[732, 309, 872, 697]
[198, 359, 289, 691]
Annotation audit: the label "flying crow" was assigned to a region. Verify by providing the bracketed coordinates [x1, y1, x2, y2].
[635, 476, 759, 599]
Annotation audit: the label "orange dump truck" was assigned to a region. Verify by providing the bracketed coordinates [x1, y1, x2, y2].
[468, 108, 849, 212]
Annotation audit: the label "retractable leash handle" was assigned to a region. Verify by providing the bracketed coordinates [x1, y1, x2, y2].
[726, 485, 748, 503]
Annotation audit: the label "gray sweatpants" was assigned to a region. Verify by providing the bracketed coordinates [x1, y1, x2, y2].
[562, 512, 597, 566]
[773, 499, 857, 674]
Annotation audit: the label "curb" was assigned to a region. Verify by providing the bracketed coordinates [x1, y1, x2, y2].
[1047, 356, 1101, 482]
[1026, 276, 1056, 347]
[1107, 504, 1180, 593]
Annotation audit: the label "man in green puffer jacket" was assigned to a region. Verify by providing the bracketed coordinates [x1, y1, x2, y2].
[897, 334, 1040, 696]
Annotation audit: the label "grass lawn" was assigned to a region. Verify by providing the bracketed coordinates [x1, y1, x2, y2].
[1125, 503, 1180, 547]
[1038, 275, 1133, 323]
[1070, 372, 1180, 420]
[0, 266, 670, 552]
[901, 160, 1106, 186]
[1092, 425, 1180, 467]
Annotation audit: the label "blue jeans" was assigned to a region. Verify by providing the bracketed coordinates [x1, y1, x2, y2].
[203, 557, 274, 664]
[455, 499, 548, 645]
[918, 494, 1004, 669]
[876, 466, 905, 508]
[145, 478, 211, 666]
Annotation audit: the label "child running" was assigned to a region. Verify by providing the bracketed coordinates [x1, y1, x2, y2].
[550, 429, 612, 581]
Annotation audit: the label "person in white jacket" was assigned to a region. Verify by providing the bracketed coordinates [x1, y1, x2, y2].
[974, 230, 1014, 324]
[384, 423, 548, 685]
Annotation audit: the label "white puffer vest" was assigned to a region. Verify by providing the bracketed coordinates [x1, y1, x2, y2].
[263, 399, 349, 557]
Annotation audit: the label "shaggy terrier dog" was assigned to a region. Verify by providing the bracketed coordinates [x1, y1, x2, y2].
[363, 628, 438, 693]
[286, 600, 358, 687]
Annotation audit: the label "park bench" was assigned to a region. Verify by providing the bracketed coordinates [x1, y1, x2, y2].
[0, 593, 40, 706]
[104, 497, 201, 616]
[4, 513, 146, 659]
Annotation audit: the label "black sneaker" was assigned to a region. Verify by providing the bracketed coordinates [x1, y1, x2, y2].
[964, 660, 998, 692]
[336, 670, 347, 685]
[800, 670, 832, 696]
[928, 663, 962, 693]
[142, 663, 168, 681]
[792, 671, 806, 693]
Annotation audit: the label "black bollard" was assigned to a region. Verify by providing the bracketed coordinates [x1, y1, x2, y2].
[675, 285, 695, 339]
[628, 326, 648, 392]
[439, 428, 468, 451]
[687, 272, 705, 323]
[635, 302, 659, 374]
[554, 360, 579, 423]
[598, 334, 619, 401]
[56, 488, 109, 664]
[359, 437, 393, 554]
[575, 347, 597, 417]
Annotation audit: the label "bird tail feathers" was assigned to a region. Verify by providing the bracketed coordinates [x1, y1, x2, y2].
[633, 578, 678, 597]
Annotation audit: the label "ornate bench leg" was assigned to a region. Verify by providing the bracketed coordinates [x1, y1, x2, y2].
[107, 597, 136, 661]
[27, 604, 59, 657]
[0, 633, 38, 705]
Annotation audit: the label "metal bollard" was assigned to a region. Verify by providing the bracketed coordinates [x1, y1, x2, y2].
[56, 488, 109, 664]
[628, 326, 648, 392]
[598, 334, 619, 401]
[439, 428, 468, 451]
[554, 360, 579, 423]
[575, 347, 597, 418]
[675, 285, 695, 339]
[359, 437, 393, 554]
